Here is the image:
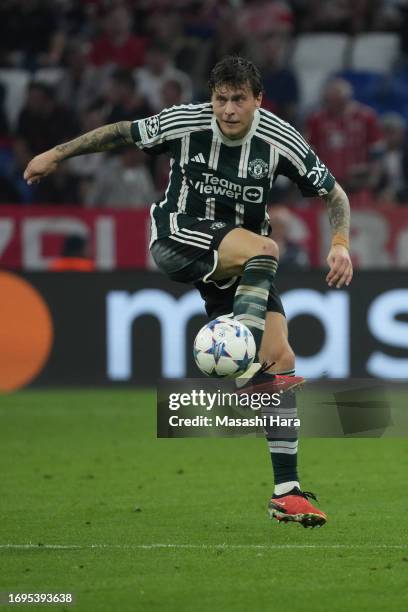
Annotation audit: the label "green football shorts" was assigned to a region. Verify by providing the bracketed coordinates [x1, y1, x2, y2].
[150, 218, 285, 319]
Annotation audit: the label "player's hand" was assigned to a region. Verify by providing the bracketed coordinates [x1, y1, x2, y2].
[326, 244, 353, 288]
[23, 149, 60, 185]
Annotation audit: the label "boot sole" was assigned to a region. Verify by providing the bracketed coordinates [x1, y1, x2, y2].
[268, 506, 327, 528]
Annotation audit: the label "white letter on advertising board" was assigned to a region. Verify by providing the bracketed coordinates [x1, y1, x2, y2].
[22, 218, 89, 269]
[106, 289, 205, 379]
[282, 289, 350, 377]
[367, 289, 408, 378]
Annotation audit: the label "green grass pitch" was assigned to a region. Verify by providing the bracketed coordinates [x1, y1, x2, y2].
[1, 389, 407, 612]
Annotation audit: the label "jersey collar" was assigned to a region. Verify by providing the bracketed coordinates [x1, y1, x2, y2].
[211, 109, 260, 147]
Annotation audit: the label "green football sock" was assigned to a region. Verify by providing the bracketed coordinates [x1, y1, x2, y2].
[233, 255, 278, 353]
[266, 374, 299, 491]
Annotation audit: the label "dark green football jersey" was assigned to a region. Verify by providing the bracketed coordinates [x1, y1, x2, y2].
[130, 103, 335, 246]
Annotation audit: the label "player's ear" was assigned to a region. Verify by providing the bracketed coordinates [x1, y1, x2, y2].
[255, 93, 263, 108]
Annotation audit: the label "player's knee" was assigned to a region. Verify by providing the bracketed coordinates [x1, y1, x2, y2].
[241, 238, 279, 267]
[258, 237, 279, 259]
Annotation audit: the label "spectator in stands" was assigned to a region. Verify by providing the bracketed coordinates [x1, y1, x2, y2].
[0, 104, 21, 204]
[210, 3, 249, 63]
[49, 235, 95, 272]
[305, 78, 384, 194]
[181, 0, 219, 43]
[178, 0, 219, 71]
[269, 206, 309, 270]
[161, 79, 183, 109]
[254, 31, 299, 123]
[89, 5, 147, 71]
[67, 104, 107, 202]
[373, 1, 408, 58]
[373, 0, 408, 30]
[378, 113, 408, 203]
[32, 163, 81, 205]
[296, 0, 381, 33]
[57, 41, 103, 114]
[15, 82, 79, 157]
[135, 41, 193, 112]
[0, 82, 26, 203]
[146, 5, 214, 89]
[85, 148, 156, 208]
[0, 0, 66, 69]
[13, 82, 79, 202]
[238, 0, 294, 35]
[145, 8, 186, 59]
[104, 69, 153, 124]
[0, 83, 10, 143]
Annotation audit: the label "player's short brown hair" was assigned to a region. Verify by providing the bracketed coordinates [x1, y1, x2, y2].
[208, 56, 263, 97]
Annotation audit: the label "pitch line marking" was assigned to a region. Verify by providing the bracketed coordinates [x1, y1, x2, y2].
[1, 544, 408, 551]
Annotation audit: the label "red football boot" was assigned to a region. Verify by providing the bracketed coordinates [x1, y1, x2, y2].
[236, 362, 305, 395]
[268, 488, 327, 528]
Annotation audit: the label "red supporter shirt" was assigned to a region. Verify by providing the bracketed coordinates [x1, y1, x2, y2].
[306, 102, 384, 183]
[89, 35, 146, 69]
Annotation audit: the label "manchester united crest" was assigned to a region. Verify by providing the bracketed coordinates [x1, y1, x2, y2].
[248, 158, 269, 179]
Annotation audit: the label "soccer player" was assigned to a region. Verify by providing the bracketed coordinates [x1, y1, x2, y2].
[24, 56, 353, 528]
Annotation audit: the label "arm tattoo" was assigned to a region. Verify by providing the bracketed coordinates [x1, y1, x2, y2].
[54, 121, 133, 160]
[323, 182, 351, 238]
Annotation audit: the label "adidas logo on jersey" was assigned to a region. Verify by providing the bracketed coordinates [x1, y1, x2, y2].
[191, 153, 206, 163]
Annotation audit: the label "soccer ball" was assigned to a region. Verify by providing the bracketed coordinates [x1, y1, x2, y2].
[193, 316, 256, 378]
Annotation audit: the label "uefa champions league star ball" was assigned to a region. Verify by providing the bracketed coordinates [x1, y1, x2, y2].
[193, 316, 256, 378]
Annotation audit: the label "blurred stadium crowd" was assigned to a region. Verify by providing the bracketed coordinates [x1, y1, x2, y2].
[0, 0, 408, 210]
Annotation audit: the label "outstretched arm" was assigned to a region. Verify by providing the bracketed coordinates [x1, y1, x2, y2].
[322, 181, 353, 288]
[24, 121, 133, 184]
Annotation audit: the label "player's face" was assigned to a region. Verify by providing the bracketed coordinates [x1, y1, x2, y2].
[211, 84, 262, 140]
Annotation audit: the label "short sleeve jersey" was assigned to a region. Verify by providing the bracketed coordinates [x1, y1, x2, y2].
[130, 103, 335, 245]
